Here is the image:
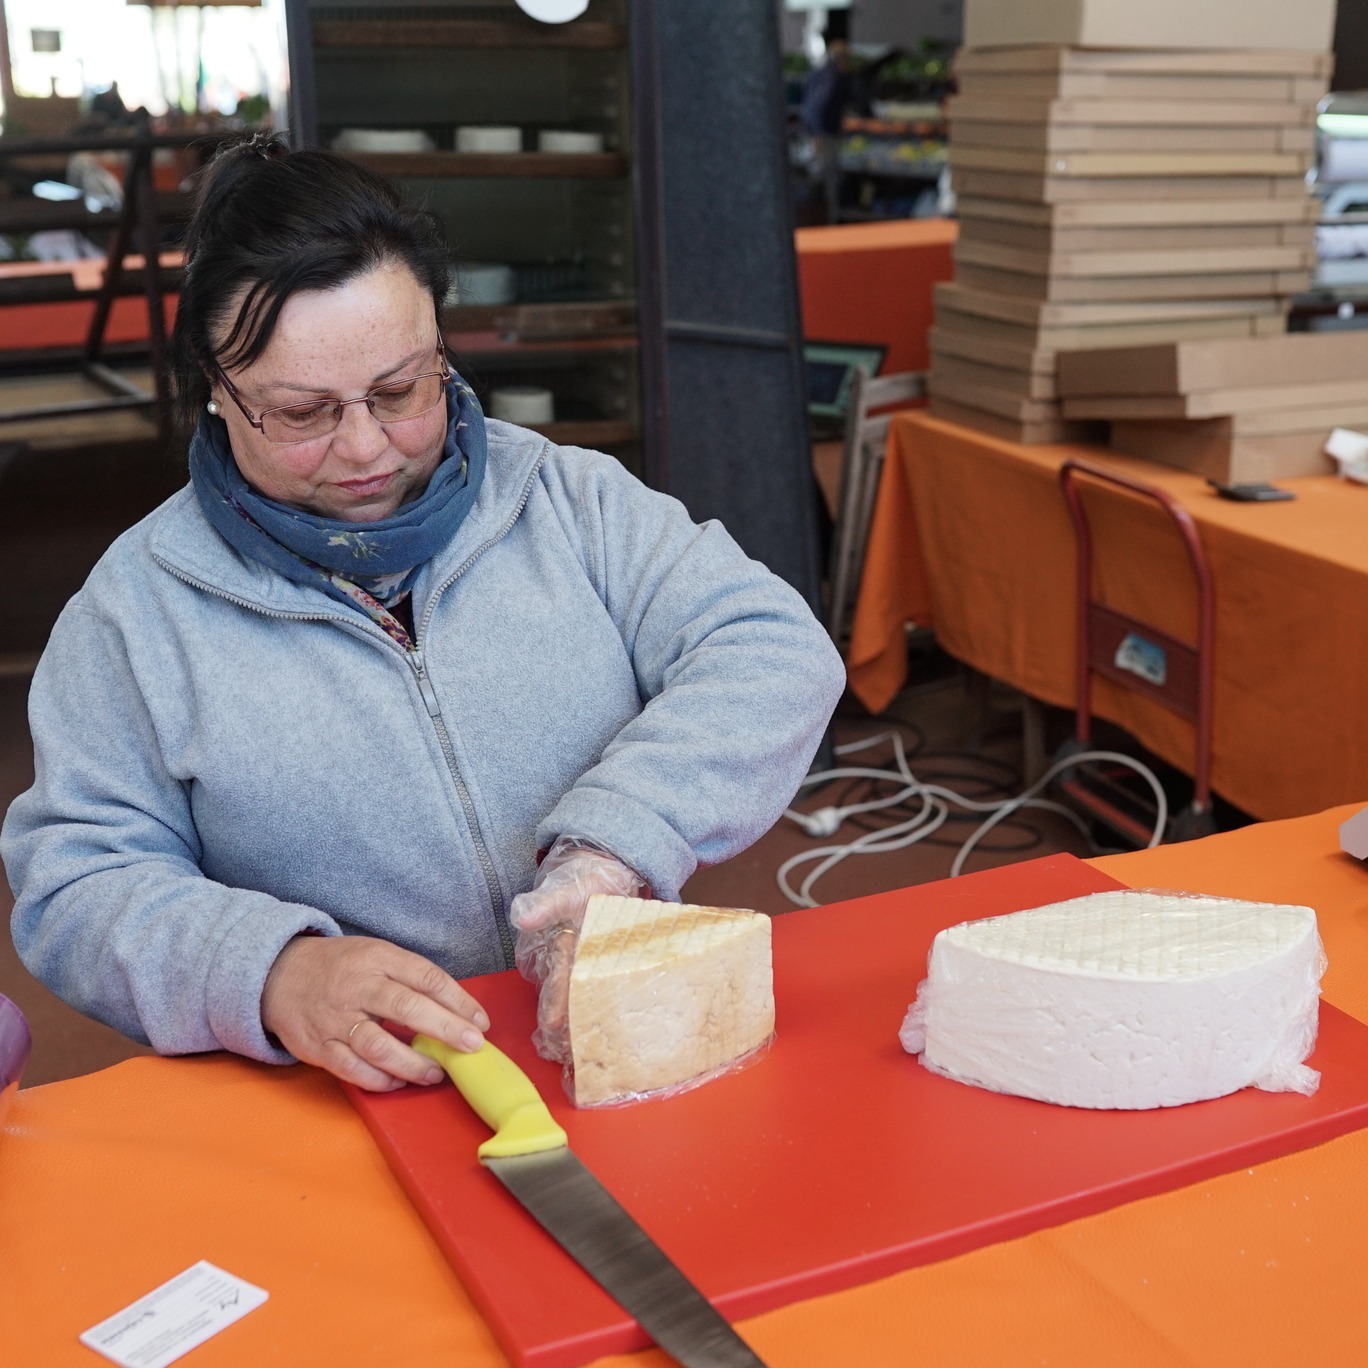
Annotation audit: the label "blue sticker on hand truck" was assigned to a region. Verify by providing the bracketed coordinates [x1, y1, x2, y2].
[1114, 632, 1168, 687]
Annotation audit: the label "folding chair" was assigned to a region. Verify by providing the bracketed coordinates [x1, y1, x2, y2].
[825, 367, 926, 645]
[1056, 459, 1217, 845]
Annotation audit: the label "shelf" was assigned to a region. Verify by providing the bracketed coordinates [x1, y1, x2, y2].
[843, 115, 947, 140]
[447, 330, 637, 358]
[0, 262, 181, 308]
[0, 192, 191, 237]
[441, 298, 636, 341]
[312, 17, 625, 50]
[0, 366, 159, 449]
[523, 419, 637, 447]
[345, 151, 627, 179]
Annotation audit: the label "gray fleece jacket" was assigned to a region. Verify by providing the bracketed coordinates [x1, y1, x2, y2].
[3, 419, 844, 1064]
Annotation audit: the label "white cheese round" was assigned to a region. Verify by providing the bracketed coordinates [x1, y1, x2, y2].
[899, 890, 1325, 1109]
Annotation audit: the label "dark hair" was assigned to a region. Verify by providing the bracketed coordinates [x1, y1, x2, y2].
[170, 133, 452, 442]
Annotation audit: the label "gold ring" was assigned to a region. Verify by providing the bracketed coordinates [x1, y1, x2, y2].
[347, 1019, 368, 1043]
[549, 926, 576, 939]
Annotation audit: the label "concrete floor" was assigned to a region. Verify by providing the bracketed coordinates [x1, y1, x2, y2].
[0, 422, 1095, 1088]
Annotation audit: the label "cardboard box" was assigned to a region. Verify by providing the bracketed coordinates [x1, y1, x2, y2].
[934, 281, 1288, 328]
[961, 2, 1337, 54]
[927, 370, 1063, 424]
[946, 96, 1318, 127]
[929, 324, 1058, 375]
[955, 72, 1329, 104]
[1206, 405, 1368, 437]
[1108, 419, 1337, 482]
[948, 120, 1315, 155]
[1056, 333, 1368, 397]
[950, 146, 1313, 178]
[931, 351, 1059, 401]
[1063, 378, 1368, 421]
[954, 47, 1335, 77]
[954, 239, 1316, 278]
[951, 168, 1312, 203]
[955, 195, 1320, 228]
[934, 303, 1287, 352]
[954, 262, 1311, 303]
[956, 218, 1313, 253]
[928, 395, 1102, 446]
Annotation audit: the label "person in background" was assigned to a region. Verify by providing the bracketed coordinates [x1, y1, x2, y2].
[2, 136, 845, 1093]
[800, 38, 854, 224]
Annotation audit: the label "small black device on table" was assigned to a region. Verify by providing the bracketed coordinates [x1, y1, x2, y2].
[1206, 479, 1297, 502]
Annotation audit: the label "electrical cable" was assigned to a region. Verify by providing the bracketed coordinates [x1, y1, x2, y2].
[949, 748, 1167, 878]
[779, 732, 1168, 908]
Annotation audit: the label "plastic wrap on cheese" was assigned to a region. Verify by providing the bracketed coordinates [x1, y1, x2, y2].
[566, 894, 775, 1107]
[899, 889, 1326, 1109]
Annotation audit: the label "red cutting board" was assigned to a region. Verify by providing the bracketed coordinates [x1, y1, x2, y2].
[348, 854, 1368, 1368]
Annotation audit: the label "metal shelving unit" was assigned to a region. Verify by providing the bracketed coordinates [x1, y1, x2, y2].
[281, 0, 643, 465]
[277, 0, 823, 609]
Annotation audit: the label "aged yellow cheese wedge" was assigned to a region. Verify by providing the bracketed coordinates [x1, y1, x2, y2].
[568, 894, 775, 1107]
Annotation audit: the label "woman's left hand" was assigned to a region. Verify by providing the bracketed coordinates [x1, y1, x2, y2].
[509, 837, 645, 1065]
[260, 934, 491, 1091]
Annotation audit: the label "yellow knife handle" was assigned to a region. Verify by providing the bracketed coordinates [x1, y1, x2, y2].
[413, 1035, 568, 1161]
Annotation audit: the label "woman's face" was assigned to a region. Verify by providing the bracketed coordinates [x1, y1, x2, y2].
[210, 263, 447, 523]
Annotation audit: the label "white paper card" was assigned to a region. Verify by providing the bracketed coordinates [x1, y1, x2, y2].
[80, 1261, 268, 1368]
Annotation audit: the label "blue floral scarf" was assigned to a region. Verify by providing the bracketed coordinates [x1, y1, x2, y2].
[189, 374, 487, 645]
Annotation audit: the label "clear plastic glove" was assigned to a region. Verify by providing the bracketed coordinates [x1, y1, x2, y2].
[509, 835, 646, 1065]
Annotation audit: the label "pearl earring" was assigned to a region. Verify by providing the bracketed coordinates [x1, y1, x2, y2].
[206, 400, 221, 416]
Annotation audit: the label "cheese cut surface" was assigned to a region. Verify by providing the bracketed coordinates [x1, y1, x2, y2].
[899, 890, 1325, 1109]
[568, 894, 775, 1107]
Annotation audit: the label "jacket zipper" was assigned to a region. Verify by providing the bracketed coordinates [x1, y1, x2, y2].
[408, 646, 514, 966]
[151, 450, 545, 970]
[405, 452, 546, 967]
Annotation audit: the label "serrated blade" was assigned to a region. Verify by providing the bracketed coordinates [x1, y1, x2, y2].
[487, 1149, 767, 1368]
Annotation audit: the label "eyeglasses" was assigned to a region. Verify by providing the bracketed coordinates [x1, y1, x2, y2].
[214, 344, 451, 445]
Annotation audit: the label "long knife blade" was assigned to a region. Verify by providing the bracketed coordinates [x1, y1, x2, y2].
[415, 1035, 767, 1368]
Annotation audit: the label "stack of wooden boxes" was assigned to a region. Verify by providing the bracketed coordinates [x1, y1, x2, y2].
[928, 0, 1338, 444]
[1054, 334, 1368, 482]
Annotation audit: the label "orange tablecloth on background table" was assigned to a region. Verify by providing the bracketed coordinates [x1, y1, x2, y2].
[6, 807, 1368, 1367]
[0, 296, 176, 351]
[848, 410, 1368, 823]
[0, 255, 180, 352]
[794, 220, 956, 375]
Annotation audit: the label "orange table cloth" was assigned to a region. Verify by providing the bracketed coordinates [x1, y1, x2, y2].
[795, 220, 956, 375]
[6, 807, 1368, 1367]
[0, 256, 179, 352]
[848, 410, 1368, 823]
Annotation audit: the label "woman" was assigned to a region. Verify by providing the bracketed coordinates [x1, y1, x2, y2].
[2, 136, 844, 1093]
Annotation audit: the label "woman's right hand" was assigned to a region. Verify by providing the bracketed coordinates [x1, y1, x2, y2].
[261, 934, 490, 1091]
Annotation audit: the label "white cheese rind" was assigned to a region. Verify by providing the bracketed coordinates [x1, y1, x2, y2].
[568, 894, 775, 1107]
[899, 890, 1324, 1109]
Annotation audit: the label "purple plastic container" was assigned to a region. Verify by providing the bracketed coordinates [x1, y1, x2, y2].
[0, 994, 32, 1127]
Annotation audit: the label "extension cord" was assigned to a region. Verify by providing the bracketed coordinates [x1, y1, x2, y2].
[795, 807, 844, 838]
[779, 733, 1168, 908]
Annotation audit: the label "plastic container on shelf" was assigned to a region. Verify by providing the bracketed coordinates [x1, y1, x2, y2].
[536, 130, 606, 154]
[448, 262, 517, 307]
[331, 128, 435, 153]
[455, 126, 523, 154]
[489, 386, 555, 424]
